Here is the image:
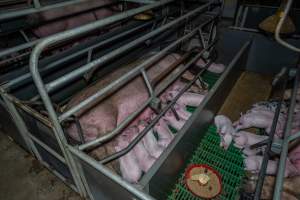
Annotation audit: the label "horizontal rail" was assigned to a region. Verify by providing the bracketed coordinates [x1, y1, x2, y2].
[29, 0, 174, 83]
[54, 5, 215, 123]
[75, 18, 217, 151]
[0, 0, 114, 21]
[273, 69, 299, 200]
[99, 60, 213, 164]
[42, 1, 214, 96]
[68, 145, 156, 200]
[29, 133, 66, 164]
[3, 20, 155, 91]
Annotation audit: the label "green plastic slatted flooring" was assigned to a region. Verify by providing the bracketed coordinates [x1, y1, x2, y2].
[167, 71, 245, 200]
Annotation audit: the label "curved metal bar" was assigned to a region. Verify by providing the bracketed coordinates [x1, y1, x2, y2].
[76, 17, 217, 151]
[44, 1, 214, 96]
[99, 56, 213, 164]
[68, 145, 156, 200]
[0, 0, 113, 21]
[253, 70, 289, 200]
[27, 0, 177, 195]
[275, 0, 300, 53]
[3, 20, 154, 91]
[273, 70, 299, 200]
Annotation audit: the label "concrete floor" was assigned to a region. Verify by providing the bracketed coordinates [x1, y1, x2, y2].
[0, 132, 83, 200]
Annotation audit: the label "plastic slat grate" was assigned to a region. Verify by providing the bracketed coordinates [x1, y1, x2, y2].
[167, 126, 245, 200]
[167, 71, 245, 200]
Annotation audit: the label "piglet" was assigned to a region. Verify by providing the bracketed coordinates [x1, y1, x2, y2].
[233, 131, 268, 149]
[195, 58, 225, 74]
[115, 137, 142, 183]
[126, 126, 156, 172]
[153, 118, 174, 148]
[244, 156, 299, 177]
[163, 110, 186, 131]
[138, 123, 164, 159]
[214, 115, 236, 150]
[173, 103, 192, 121]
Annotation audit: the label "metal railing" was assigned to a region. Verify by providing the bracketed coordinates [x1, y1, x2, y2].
[27, 0, 220, 199]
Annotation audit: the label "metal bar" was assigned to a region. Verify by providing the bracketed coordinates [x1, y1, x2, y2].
[0, 91, 43, 161]
[40, 159, 79, 192]
[77, 19, 216, 151]
[20, 30, 30, 42]
[0, 0, 112, 21]
[141, 69, 154, 96]
[155, 41, 216, 96]
[253, 100, 287, 200]
[44, 1, 213, 95]
[99, 60, 213, 164]
[273, 70, 299, 200]
[28, 133, 66, 164]
[58, 13, 216, 122]
[78, 99, 152, 150]
[73, 116, 86, 144]
[288, 130, 300, 142]
[123, 0, 155, 4]
[33, 0, 41, 8]
[0, 39, 38, 59]
[275, 0, 300, 53]
[68, 145, 156, 200]
[29, 63, 88, 195]
[4, 21, 153, 91]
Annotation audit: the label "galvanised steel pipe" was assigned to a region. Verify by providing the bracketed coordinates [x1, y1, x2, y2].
[59, 14, 216, 123]
[68, 145, 156, 200]
[28, 0, 174, 195]
[4, 20, 154, 91]
[0, 0, 114, 21]
[273, 70, 299, 200]
[33, 1, 213, 97]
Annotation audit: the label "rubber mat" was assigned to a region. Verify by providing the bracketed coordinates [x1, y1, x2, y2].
[167, 71, 245, 200]
[167, 126, 245, 200]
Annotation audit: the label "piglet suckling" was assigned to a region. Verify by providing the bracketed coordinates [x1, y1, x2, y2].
[138, 123, 164, 159]
[163, 110, 186, 131]
[153, 118, 174, 148]
[233, 111, 286, 137]
[244, 156, 299, 177]
[115, 136, 142, 183]
[233, 131, 268, 149]
[173, 103, 192, 121]
[166, 91, 205, 107]
[195, 58, 225, 74]
[125, 126, 156, 173]
[214, 115, 236, 150]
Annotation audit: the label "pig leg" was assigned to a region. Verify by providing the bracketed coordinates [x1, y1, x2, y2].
[233, 131, 268, 149]
[115, 142, 142, 183]
[138, 123, 164, 159]
[153, 118, 174, 148]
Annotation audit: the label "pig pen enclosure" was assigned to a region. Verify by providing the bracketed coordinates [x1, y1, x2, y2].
[0, 0, 300, 200]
